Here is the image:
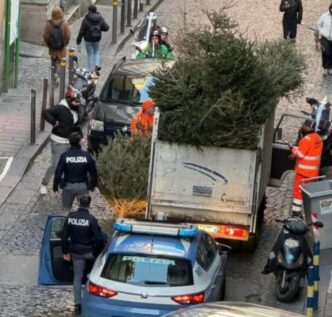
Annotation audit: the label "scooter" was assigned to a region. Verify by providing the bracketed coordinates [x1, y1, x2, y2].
[130, 12, 157, 58]
[68, 56, 100, 122]
[262, 217, 323, 302]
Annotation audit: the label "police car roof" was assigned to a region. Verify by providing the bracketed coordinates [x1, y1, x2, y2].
[108, 232, 199, 263]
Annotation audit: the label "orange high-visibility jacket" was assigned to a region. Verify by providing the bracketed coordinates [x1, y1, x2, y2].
[130, 111, 154, 136]
[292, 132, 323, 177]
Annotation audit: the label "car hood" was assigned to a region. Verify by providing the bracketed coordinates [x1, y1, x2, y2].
[97, 102, 140, 124]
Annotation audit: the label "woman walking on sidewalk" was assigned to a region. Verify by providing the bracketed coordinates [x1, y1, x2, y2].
[76, 5, 109, 71]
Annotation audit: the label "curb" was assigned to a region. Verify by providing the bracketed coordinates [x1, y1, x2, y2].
[0, 132, 50, 208]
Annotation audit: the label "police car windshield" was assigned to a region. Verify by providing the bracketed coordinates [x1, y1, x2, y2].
[99, 75, 154, 105]
[101, 254, 193, 287]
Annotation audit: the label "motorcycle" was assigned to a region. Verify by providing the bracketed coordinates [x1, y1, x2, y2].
[67, 56, 100, 122]
[302, 96, 330, 134]
[262, 217, 323, 302]
[130, 12, 157, 59]
[297, 97, 332, 175]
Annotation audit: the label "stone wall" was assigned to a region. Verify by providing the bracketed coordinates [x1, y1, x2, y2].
[21, 0, 60, 45]
[21, 0, 97, 45]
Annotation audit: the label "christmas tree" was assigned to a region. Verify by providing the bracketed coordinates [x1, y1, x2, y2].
[149, 10, 305, 149]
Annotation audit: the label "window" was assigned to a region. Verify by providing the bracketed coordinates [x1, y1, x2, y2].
[196, 234, 217, 271]
[50, 218, 65, 241]
[101, 254, 193, 287]
[100, 75, 154, 104]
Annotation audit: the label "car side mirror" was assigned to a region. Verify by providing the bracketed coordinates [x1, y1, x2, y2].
[217, 243, 232, 254]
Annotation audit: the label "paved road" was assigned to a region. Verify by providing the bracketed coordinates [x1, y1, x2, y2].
[1, 0, 332, 316]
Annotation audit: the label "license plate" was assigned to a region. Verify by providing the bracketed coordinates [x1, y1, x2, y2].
[197, 224, 218, 233]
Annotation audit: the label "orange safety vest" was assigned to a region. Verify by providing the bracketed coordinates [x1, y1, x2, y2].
[292, 132, 323, 177]
[130, 111, 154, 136]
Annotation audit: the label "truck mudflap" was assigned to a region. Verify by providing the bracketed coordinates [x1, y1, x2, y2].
[196, 223, 250, 241]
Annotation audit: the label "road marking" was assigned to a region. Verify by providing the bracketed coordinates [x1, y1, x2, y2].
[328, 269, 332, 293]
[327, 270, 332, 294]
[0, 157, 13, 182]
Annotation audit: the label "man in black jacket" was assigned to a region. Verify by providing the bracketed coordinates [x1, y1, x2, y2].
[279, 0, 303, 40]
[53, 131, 97, 212]
[76, 5, 109, 70]
[40, 91, 81, 195]
[62, 195, 108, 315]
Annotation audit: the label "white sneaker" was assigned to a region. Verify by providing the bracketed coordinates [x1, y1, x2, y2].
[323, 69, 328, 76]
[40, 185, 48, 195]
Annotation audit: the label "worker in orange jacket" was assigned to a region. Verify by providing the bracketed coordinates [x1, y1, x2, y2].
[289, 119, 323, 216]
[131, 99, 156, 136]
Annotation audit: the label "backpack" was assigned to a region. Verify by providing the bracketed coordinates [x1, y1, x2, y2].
[47, 21, 65, 50]
[89, 23, 101, 41]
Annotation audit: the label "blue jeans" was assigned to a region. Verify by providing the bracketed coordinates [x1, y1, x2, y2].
[85, 41, 100, 71]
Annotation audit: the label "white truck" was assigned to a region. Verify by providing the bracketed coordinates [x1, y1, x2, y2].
[146, 110, 304, 250]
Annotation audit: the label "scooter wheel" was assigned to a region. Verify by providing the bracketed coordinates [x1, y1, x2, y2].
[276, 275, 300, 302]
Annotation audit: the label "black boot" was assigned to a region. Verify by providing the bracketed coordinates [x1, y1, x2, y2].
[74, 304, 81, 315]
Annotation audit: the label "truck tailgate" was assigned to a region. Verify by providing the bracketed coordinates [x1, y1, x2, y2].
[149, 141, 258, 226]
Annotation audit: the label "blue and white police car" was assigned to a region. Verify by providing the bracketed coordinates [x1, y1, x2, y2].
[38, 217, 230, 316]
[82, 219, 230, 317]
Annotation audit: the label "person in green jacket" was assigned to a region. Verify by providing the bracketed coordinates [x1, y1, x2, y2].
[136, 30, 174, 60]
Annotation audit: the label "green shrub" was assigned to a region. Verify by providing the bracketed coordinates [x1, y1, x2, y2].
[96, 133, 151, 200]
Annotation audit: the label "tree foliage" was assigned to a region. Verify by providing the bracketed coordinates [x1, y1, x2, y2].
[149, 10, 306, 149]
[96, 133, 151, 200]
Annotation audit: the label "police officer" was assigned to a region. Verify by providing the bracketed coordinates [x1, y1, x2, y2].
[62, 195, 108, 315]
[53, 131, 97, 212]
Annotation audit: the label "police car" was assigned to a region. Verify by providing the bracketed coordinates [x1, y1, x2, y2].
[81, 219, 230, 317]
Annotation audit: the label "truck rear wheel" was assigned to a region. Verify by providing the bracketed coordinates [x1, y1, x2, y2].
[257, 194, 266, 228]
[240, 235, 256, 252]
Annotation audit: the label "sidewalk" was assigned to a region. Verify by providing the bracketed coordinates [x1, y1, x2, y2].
[0, 0, 163, 209]
[316, 250, 332, 317]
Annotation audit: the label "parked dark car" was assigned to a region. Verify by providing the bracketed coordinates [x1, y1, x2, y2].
[87, 57, 174, 152]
